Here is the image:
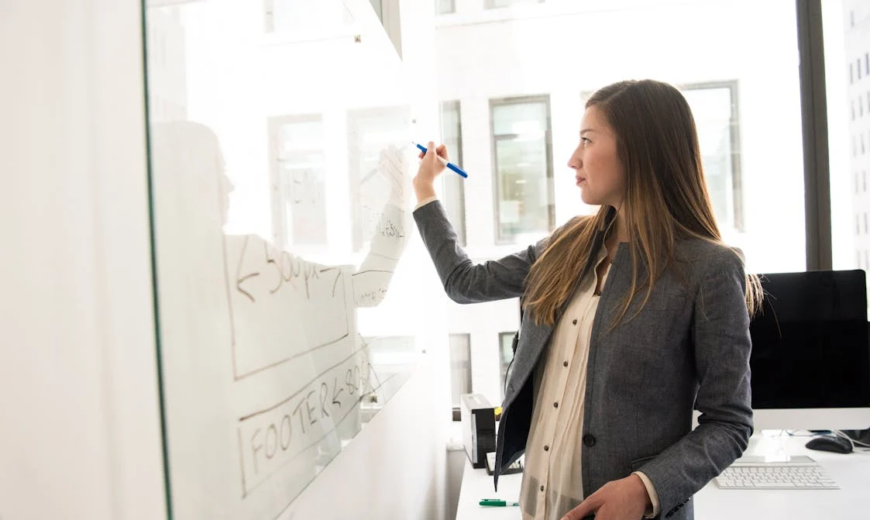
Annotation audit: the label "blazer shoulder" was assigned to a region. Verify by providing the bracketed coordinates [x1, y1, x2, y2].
[675, 238, 742, 262]
[674, 238, 746, 283]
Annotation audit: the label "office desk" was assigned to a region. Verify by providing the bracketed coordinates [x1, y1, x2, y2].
[455, 436, 870, 519]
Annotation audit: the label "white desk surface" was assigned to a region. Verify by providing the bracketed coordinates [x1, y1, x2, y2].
[456, 435, 870, 520]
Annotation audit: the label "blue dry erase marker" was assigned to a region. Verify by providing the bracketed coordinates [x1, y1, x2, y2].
[415, 142, 469, 178]
[479, 499, 519, 507]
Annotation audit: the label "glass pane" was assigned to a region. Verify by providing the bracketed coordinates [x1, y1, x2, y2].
[827, 0, 870, 286]
[492, 99, 554, 242]
[436, 0, 456, 15]
[449, 334, 472, 407]
[492, 100, 548, 136]
[681, 84, 741, 232]
[441, 101, 467, 245]
[144, 1, 417, 517]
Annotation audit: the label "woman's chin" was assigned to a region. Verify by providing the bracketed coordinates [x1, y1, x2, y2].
[579, 191, 598, 206]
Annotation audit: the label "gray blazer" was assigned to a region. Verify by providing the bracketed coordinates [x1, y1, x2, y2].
[414, 201, 753, 520]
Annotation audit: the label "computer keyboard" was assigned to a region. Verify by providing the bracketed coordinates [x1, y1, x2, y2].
[715, 456, 839, 490]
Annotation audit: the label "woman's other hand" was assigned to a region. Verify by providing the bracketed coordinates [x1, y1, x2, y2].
[561, 475, 651, 520]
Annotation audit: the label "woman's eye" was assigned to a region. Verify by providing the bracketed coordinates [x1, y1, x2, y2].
[581, 137, 591, 145]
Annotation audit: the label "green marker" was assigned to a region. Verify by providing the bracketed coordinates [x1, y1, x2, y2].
[479, 499, 520, 507]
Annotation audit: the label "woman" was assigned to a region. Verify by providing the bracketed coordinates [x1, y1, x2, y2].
[412, 80, 761, 520]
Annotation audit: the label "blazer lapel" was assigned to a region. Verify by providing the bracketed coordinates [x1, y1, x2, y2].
[503, 226, 608, 407]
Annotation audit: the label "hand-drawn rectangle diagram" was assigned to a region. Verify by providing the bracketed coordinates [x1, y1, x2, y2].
[236, 345, 377, 499]
[224, 233, 351, 380]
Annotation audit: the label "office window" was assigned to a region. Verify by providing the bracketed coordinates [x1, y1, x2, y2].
[865, 213, 868, 235]
[486, 0, 544, 9]
[498, 332, 515, 400]
[856, 215, 860, 236]
[441, 101, 467, 246]
[853, 101, 857, 121]
[681, 82, 744, 232]
[856, 171, 860, 195]
[491, 96, 555, 243]
[823, 2, 870, 276]
[436, 0, 455, 15]
[269, 115, 328, 248]
[449, 334, 472, 415]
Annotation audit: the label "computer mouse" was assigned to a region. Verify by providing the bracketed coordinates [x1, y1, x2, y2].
[806, 435, 853, 454]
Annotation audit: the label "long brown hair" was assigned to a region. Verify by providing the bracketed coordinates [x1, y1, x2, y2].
[524, 80, 762, 327]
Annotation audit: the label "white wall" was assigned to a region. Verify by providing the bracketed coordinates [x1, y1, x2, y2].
[0, 1, 166, 520]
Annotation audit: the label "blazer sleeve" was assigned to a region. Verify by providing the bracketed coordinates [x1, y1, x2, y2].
[413, 200, 547, 304]
[633, 248, 754, 519]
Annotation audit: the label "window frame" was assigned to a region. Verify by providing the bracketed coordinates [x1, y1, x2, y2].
[489, 94, 556, 245]
[679, 80, 745, 233]
[796, 0, 832, 270]
[267, 113, 329, 251]
[449, 333, 472, 421]
[441, 100, 467, 246]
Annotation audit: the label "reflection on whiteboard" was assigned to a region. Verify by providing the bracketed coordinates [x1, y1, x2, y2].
[227, 235, 350, 380]
[149, 119, 414, 520]
[271, 116, 328, 248]
[348, 106, 410, 252]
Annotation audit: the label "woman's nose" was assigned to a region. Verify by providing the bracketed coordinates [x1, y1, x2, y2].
[568, 150, 581, 170]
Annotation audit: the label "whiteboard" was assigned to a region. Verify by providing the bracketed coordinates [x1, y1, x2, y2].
[145, 1, 419, 518]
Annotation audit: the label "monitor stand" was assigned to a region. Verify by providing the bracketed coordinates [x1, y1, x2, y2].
[739, 430, 813, 464]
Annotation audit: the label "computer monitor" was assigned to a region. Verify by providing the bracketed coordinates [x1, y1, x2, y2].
[749, 270, 870, 431]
